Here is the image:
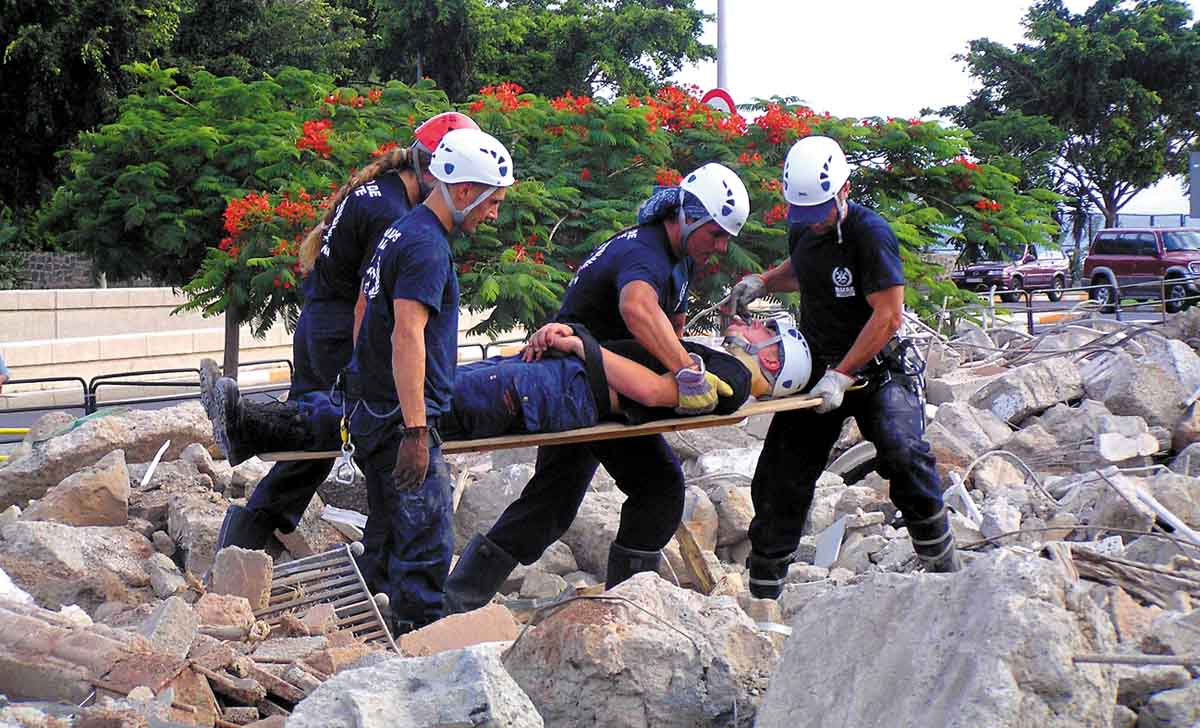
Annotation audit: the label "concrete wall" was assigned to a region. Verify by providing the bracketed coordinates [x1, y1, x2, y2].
[0, 288, 220, 343]
[0, 287, 523, 412]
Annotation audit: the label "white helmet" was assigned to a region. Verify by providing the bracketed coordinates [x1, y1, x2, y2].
[766, 315, 813, 398]
[680, 162, 750, 237]
[782, 136, 851, 226]
[429, 128, 515, 228]
[725, 313, 812, 399]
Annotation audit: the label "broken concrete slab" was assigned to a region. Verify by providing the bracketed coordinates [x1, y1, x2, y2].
[968, 356, 1083, 425]
[20, 450, 130, 527]
[925, 367, 1006, 406]
[1114, 664, 1191, 710]
[519, 569, 567, 600]
[505, 572, 778, 727]
[167, 490, 226, 575]
[1136, 678, 1200, 728]
[678, 485, 719, 552]
[452, 464, 533, 551]
[398, 604, 520, 657]
[710, 484, 754, 547]
[1081, 351, 1189, 429]
[560, 489, 623, 576]
[755, 551, 1117, 728]
[138, 596, 198, 660]
[932, 401, 1013, 454]
[0, 402, 213, 510]
[210, 546, 273, 611]
[274, 494, 348, 558]
[143, 551, 188, 599]
[194, 593, 254, 631]
[0, 521, 154, 611]
[288, 642, 542, 728]
[666, 427, 759, 463]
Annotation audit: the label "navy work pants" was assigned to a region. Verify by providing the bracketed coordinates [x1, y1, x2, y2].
[748, 376, 945, 558]
[485, 434, 685, 565]
[244, 299, 352, 531]
[350, 402, 454, 630]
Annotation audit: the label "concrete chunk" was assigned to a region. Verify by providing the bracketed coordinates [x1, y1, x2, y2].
[138, 596, 198, 660]
[288, 642, 542, 728]
[398, 604, 520, 658]
[210, 546, 273, 610]
[21, 450, 129, 526]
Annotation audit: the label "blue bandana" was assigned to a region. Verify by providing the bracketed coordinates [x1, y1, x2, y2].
[636, 187, 709, 226]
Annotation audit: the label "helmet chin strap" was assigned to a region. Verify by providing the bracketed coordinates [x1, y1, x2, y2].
[835, 194, 848, 245]
[411, 142, 433, 200]
[438, 181, 496, 230]
[676, 205, 712, 257]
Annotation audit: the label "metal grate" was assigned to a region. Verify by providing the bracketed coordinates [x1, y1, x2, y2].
[253, 542, 398, 653]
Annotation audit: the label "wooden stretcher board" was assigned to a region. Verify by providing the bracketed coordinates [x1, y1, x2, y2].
[259, 394, 822, 461]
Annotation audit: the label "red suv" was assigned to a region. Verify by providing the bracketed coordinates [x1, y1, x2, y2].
[1083, 228, 1200, 313]
[949, 243, 1070, 302]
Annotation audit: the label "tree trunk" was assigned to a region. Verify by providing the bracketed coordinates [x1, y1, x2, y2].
[223, 299, 241, 380]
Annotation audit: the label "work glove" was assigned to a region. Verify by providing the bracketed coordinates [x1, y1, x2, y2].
[723, 274, 767, 317]
[392, 426, 430, 492]
[811, 369, 856, 414]
[675, 353, 734, 415]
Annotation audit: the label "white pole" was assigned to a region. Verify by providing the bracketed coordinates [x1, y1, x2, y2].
[716, 0, 727, 89]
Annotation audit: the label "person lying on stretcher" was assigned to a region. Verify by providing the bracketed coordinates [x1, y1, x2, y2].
[203, 313, 813, 464]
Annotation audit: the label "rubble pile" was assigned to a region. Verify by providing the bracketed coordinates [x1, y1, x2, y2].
[3, 313, 1200, 726]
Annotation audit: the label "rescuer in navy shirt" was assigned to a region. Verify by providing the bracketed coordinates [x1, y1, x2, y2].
[442, 163, 752, 616]
[204, 113, 481, 553]
[726, 136, 959, 599]
[346, 128, 514, 633]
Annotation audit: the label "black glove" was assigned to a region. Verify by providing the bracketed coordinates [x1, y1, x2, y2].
[392, 426, 430, 492]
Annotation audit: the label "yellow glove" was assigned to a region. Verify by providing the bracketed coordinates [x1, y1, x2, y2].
[675, 354, 734, 415]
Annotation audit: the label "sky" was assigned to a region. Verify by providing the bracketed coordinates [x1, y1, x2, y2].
[671, 0, 1197, 215]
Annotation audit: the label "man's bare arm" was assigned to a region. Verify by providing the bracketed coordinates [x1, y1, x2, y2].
[835, 285, 904, 375]
[761, 258, 801, 294]
[547, 334, 675, 409]
[353, 291, 368, 343]
[618, 281, 693, 372]
[391, 299, 430, 428]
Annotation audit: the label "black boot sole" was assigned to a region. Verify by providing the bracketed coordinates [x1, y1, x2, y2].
[213, 378, 250, 465]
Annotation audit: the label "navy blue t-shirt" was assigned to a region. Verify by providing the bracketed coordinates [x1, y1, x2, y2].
[307, 171, 413, 303]
[789, 202, 905, 364]
[555, 224, 689, 341]
[348, 205, 459, 417]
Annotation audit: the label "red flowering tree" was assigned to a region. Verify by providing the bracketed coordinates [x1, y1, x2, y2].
[132, 70, 1056, 370]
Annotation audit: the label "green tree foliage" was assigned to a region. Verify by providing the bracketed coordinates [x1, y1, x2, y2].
[374, 0, 713, 100]
[168, 0, 368, 81]
[0, 0, 184, 209]
[71, 74, 1055, 340]
[945, 0, 1200, 226]
[374, 0, 474, 99]
[37, 62, 448, 284]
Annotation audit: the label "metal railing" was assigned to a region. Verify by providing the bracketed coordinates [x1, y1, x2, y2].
[0, 376, 91, 414]
[974, 273, 1200, 335]
[88, 358, 294, 411]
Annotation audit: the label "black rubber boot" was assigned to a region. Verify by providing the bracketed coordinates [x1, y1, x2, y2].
[906, 506, 962, 573]
[213, 378, 314, 466]
[443, 534, 519, 615]
[747, 551, 794, 599]
[605, 543, 662, 589]
[216, 504, 277, 551]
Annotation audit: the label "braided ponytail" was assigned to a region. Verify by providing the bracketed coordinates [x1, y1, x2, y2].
[298, 146, 413, 274]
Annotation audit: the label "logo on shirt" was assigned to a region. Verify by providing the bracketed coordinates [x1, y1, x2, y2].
[832, 266, 855, 298]
[353, 182, 382, 198]
[362, 257, 381, 299]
